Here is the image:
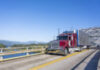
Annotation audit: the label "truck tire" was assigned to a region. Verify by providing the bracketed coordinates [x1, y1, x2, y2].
[45, 51, 48, 54]
[45, 48, 48, 54]
[63, 48, 68, 56]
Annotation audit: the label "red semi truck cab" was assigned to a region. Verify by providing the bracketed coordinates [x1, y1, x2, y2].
[58, 32, 77, 48]
[46, 30, 90, 56]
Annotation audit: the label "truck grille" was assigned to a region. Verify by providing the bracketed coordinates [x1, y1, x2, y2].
[49, 41, 59, 49]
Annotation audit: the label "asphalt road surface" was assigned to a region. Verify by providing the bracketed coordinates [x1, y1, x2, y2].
[0, 49, 99, 70]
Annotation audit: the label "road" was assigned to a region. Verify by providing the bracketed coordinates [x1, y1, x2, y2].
[0, 49, 99, 70]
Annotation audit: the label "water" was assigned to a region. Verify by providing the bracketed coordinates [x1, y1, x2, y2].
[2, 52, 36, 59]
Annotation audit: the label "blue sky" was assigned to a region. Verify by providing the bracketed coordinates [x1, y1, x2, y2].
[0, 0, 100, 42]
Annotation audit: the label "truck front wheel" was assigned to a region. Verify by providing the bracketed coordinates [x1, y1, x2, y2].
[63, 48, 68, 56]
[45, 48, 48, 54]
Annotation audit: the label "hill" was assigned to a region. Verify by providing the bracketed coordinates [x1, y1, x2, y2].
[0, 40, 46, 47]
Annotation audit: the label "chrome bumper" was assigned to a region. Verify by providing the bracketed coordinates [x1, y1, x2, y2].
[46, 48, 64, 54]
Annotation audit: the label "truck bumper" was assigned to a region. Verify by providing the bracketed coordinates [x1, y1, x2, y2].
[46, 49, 64, 55]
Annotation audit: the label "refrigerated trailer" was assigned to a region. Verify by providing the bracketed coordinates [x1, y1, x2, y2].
[46, 30, 91, 56]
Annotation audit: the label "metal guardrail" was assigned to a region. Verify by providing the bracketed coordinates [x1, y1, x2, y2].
[0, 47, 46, 55]
[0, 47, 46, 61]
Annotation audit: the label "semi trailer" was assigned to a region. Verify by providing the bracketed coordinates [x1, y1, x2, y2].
[46, 30, 90, 56]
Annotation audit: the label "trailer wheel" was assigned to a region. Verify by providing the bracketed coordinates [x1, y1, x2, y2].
[63, 48, 68, 56]
[79, 47, 82, 52]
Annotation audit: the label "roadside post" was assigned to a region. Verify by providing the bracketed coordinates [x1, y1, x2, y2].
[26, 47, 29, 55]
[0, 48, 3, 61]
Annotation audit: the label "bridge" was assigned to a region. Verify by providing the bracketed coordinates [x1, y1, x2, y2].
[0, 47, 99, 70]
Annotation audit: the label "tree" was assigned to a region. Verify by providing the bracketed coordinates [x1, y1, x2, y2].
[0, 44, 6, 48]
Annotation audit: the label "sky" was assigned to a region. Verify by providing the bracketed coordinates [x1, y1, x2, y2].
[0, 0, 100, 42]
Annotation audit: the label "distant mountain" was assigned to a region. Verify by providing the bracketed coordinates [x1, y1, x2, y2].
[0, 40, 46, 47]
[81, 27, 100, 45]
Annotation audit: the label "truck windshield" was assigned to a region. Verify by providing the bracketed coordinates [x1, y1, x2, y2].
[57, 36, 68, 40]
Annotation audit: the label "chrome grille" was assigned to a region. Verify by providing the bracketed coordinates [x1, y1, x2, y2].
[50, 41, 59, 49]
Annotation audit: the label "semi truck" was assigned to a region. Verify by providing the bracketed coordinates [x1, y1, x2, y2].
[46, 30, 90, 56]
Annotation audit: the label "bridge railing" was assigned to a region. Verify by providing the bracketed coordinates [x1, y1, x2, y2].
[0, 46, 47, 55]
